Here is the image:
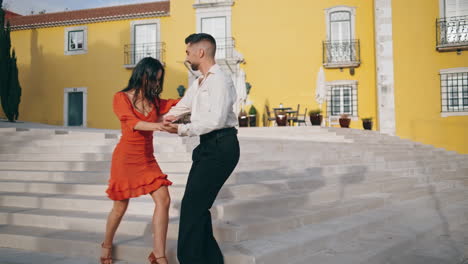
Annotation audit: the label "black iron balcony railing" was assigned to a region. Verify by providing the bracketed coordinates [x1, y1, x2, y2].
[124, 42, 166, 66]
[323, 39, 360, 68]
[436, 15, 468, 51]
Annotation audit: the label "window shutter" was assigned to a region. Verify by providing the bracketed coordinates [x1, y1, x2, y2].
[134, 24, 157, 63]
[201, 17, 227, 58]
[445, 0, 468, 17]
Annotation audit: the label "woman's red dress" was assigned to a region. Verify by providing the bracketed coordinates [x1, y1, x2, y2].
[106, 92, 179, 201]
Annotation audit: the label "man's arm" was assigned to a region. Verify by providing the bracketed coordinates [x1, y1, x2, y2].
[177, 75, 234, 136]
[165, 81, 196, 119]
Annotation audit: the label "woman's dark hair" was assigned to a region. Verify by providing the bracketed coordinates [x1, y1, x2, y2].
[122, 57, 165, 114]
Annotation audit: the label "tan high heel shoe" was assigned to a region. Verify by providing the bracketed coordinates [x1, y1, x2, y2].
[148, 251, 166, 264]
[100, 243, 113, 264]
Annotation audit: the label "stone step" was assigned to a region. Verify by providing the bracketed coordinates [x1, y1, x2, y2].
[0, 195, 384, 244]
[0, 145, 191, 154]
[0, 247, 137, 264]
[0, 190, 465, 264]
[0, 225, 254, 264]
[0, 152, 193, 162]
[0, 161, 192, 173]
[243, 191, 468, 264]
[0, 192, 180, 217]
[0, 171, 422, 201]
[0, 174, 435, 222]
[293, 206, 467, 264]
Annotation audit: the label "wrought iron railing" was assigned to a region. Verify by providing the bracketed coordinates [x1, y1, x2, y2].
[124, 42, 166, 66]
[440, 72, 468, 113]
[323, 39, 360, 68]
[436, 15, 468, 50]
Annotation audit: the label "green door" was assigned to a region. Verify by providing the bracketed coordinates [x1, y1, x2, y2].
[68, 92, 83, 126]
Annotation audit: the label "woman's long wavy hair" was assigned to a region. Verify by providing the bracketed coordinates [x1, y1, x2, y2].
[122, 57, 165, 114]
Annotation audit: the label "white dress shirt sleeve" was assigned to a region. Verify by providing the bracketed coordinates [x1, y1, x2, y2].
[178, 74, 234, 137]
[165, 82, 196, 118]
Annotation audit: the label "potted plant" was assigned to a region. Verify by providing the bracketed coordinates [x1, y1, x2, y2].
[362, 117, 373, 130]
[308, 109, 323, 126]
[238, 109, 248, 127]
[275, 111, 288, 126]
[339, 114, 351, 128]
[248, 105, 257, 127]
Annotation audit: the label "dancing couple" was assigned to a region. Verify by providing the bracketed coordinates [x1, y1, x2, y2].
[100, 33, 240, 264]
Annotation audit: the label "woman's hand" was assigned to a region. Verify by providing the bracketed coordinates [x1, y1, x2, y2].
[153, 122, 169, 131]
[163, 115, 178, 125]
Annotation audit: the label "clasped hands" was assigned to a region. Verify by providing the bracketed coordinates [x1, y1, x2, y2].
[157, 115, 179, 134]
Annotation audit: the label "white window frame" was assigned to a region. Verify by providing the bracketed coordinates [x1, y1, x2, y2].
[440, 67, 468, 117]
[326, 80, 358, 120]
[126, 19, 161, 67]
[64, 87, 87, 127]
[439, 0, 468, 17]
[196, 6, 232, 41]
[325, 6, 356, 41]
[64, 26, 88, 56]
[191, 4, 233, 83]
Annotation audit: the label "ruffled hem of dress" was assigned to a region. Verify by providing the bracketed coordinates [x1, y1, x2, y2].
[106, 177, 173, 201]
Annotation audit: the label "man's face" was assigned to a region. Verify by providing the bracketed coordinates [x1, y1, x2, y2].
[185, 43, 200, 71]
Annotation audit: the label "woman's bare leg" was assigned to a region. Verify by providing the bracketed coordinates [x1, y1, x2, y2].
[150, 186, 171, 264]
[101, 199, 130, 264]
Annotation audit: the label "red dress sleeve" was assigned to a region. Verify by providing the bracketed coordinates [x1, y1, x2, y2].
[113, 92, 141, 130]
[158, 98, 181, 115]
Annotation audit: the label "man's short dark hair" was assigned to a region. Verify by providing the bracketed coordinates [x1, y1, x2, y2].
[185, 33, 217, 56]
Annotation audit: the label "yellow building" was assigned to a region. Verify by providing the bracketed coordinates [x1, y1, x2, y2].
[3, 0, 468, 153]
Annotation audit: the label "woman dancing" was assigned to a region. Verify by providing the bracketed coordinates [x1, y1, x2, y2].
[100, 57, 179, 264]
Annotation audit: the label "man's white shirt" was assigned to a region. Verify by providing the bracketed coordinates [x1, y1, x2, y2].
[166, 64, 238, 137]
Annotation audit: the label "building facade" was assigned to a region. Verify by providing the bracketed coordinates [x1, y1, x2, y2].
[2, 0, 467, 153]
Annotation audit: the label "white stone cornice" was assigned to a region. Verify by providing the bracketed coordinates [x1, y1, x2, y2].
[439, 67, 468, 74]
[326, 80, 358, 86]
[193, 0, 234, 9]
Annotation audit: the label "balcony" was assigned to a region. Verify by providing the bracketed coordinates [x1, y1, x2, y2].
[124, 42, 166, 68]
[323, 39, 361, 69]
[214, 37, 244, 73]
[436, 15, 468, 52]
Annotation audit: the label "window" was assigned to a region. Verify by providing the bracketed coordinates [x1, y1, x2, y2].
[323, 6, 359, 68]
[68, 31, 84, 51]
[330, 11, 351, 41]
[125, 19, 162, 66]
[440, 68, 468, 115]
[201, 16, 228, 59]
[64, 26, 87, 55]
[442, 0, 468, 18]
[326, 80, 358, 117]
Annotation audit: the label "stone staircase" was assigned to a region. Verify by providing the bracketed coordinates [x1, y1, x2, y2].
[0, 126, 467, 264]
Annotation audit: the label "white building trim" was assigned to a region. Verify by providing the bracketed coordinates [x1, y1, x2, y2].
[324, 5, 357, 40]
[64, 26, 88, 56]
[326, 80, 359, 119]
[374, 0, 396, 135]
[439, 67, 468, 74]
[130, 18, 161, 46]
